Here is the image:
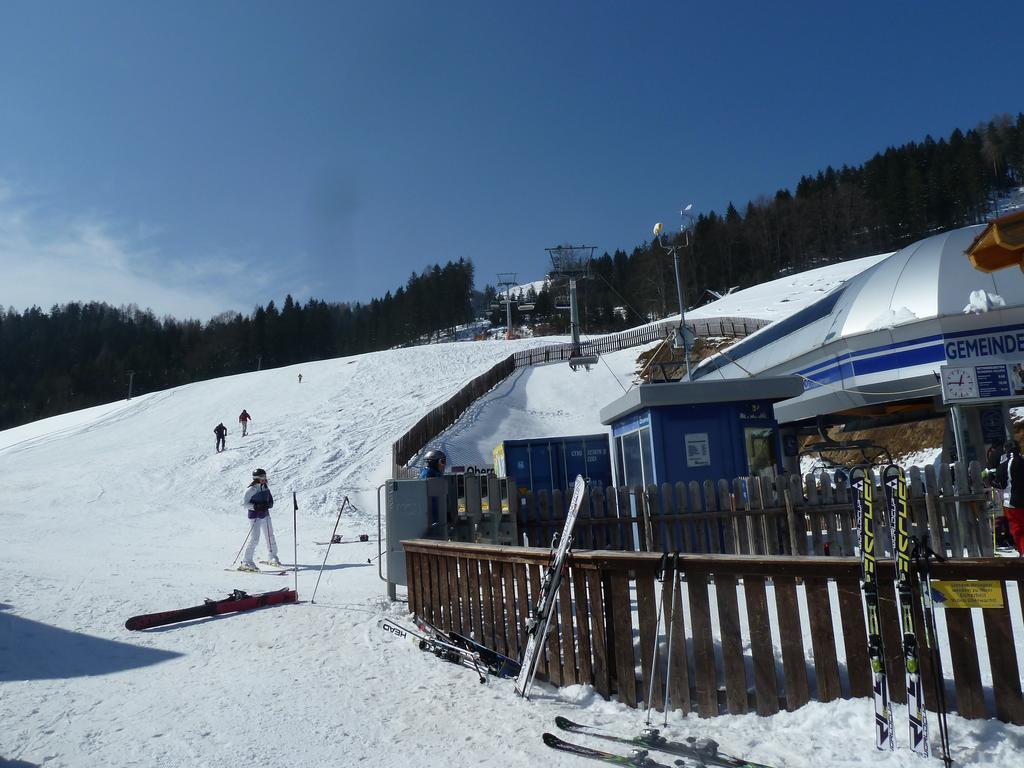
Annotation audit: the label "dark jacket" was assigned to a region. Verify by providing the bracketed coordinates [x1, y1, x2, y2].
[244, 485, 275, 519]
[995, 451, 1024, 508]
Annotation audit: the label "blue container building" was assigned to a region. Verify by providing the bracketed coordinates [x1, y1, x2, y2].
[493, 434, 613, 497]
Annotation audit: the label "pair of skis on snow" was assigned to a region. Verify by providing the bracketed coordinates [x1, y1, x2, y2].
[852, 464, 951, 765]
[377, 615, 520, 683]
[543, 716, 776, 768]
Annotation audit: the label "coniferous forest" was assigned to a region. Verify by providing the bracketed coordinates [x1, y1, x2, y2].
[3, 115, 1024, 430]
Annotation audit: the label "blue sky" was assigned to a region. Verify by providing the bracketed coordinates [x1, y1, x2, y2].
[1, 1, 1021, 319]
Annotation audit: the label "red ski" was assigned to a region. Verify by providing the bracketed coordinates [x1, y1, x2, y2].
[125, 588, 297, 630]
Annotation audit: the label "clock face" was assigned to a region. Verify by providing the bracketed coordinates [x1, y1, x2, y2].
[941, 366, 979, 401]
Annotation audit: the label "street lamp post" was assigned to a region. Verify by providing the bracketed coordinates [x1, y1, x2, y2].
[653, 204, 696, 380]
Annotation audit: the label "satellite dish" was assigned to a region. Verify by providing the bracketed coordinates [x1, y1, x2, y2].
[653, 222, 663, 237]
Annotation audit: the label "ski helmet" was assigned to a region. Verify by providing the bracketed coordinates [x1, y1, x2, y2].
[252, 467, 267, 479]
[424, 450, 446, 469]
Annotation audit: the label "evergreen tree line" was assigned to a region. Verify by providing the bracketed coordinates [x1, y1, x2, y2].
[0, 260, 475, 430]
[3, 115, 1023, 430]
[487, 114, 1024, 333]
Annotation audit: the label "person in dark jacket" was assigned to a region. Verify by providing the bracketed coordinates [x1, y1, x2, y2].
[238, 409, 252, 436]
[214, 423, 228, 453]
[419, 449, 446, 479]
[419, 450, 447, 535]
[239, 468, 280, 570]
[994, 442, 1024, 555]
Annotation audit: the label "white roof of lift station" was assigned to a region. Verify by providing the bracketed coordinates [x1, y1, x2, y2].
[690, 225, 1024, 424]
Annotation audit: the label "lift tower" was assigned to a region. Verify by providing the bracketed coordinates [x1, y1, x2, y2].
[546, 244, 598, 370]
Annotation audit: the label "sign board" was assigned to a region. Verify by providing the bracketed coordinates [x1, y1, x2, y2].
[929, 579, 1005, 609]
[685, 432, 711, 468]
[940, 363, 1024, 404]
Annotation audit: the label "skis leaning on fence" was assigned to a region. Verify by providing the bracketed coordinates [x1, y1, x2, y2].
[514, 473, 587, 699]
[852, 466, 895, 751]
[882, 464, 930, 757]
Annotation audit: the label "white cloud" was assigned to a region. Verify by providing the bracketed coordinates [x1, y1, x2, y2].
[0, 180, 264, 320]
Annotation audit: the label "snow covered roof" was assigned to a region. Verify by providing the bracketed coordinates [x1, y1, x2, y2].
[693, 225, 1024, 380]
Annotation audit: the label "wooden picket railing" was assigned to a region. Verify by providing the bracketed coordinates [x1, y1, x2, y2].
[511, 462, 997, 559]
[509, 316, 768, 368]
[391, 316, 768, 476]
[404, 540, 1024, 724]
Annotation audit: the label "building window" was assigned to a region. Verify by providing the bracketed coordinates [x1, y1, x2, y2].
[618, 428, 654, 487]
[744, 426, 777, 479]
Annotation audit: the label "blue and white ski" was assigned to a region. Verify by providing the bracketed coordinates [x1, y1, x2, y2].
[515, 474, 587, 698]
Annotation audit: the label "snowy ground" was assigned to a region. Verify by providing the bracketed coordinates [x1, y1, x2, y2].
[3, 256, 1023, 767]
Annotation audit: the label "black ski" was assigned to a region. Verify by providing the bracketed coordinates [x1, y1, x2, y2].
[415, 615, 521, 678]
[882, 464, 929, 756]
[852, 466, 895, 751]
[125, 588, 297, 630]
[542, 733, 677, 768]
[378, 618, 487, 683]
[554, 717, 776, 768]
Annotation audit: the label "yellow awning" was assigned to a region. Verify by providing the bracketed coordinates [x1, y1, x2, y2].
[966, 209, 1024, 272]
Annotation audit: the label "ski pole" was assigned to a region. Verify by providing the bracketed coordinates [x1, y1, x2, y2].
[231, 521, 256, 566]
[916, 539, 952, 768]
[644, 551, 669, 726]
[311, 497, 350, 604]
[293, 491, 299, 597]
[661, 552, 680, 727]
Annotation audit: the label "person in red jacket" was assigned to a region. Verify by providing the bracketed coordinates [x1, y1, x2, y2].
[238, 409, 252, 436]
[995, 441, 1024, 555]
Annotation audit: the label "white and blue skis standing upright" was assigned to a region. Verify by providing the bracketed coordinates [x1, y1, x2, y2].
[515, 474, 587, 699]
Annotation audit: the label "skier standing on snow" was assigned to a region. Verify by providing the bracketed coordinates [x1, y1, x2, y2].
[238, 409, 252, 436]
[994, 441, 1024, 555]
[214, 422, 228, 453]
[240, 468, 281, 570]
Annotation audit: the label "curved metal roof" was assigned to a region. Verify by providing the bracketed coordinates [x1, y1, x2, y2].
[692, 225, 1024, 382]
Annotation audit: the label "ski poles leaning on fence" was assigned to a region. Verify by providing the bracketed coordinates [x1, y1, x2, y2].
[661, 552, 681, 726]
[644, 551, 670, 727]
[311, 497, 350, 604]
[914, 538, 952, 768]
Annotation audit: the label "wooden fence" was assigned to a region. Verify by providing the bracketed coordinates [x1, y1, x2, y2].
[507, 462, 996, 559]
[391, 316, 768, 475]
[404, 540, 1024, 724]
[509, 316, 768, 368]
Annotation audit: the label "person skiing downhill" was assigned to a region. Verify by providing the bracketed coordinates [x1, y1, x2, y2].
[214, 423, 228, 453]
[238, 409, 251, 436]
[240, 468, 281, 570]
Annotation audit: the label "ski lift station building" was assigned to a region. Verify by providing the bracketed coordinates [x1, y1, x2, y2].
[601, 222, 1024, 486]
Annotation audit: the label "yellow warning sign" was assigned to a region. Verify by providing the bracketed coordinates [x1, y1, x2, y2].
[930, 580, 1005, 609]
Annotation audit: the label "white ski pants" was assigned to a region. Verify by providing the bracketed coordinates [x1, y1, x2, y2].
[243, 515, 278, 564]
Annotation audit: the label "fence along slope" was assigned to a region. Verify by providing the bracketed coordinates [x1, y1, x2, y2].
[391, 316, 767, 476]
